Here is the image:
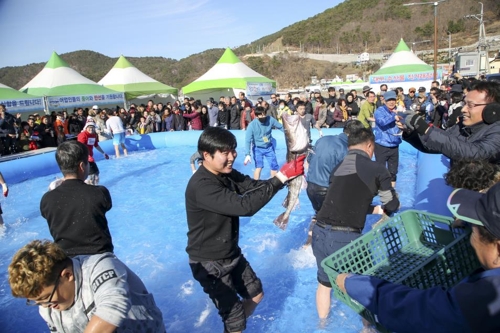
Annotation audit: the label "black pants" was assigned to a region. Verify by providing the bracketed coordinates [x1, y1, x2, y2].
[374, 143, 399, 182]
[306, 182, 329, 213]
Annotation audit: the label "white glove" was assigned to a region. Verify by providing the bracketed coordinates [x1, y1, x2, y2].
[244, 155, 251, 165]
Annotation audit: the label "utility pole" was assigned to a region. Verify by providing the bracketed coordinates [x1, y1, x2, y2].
[447, 31, 452, 61]
[404, 1, 446, 81]
[465, 2, 490, 75]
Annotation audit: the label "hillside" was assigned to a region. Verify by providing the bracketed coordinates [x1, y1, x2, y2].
[1, 0, 499, 91]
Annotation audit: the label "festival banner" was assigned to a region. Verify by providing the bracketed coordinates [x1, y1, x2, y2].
[47, 93, 125, 110]
[246, 82, 275, 96]
[0, 97, 44, 113]
[370, 70, 443, 84]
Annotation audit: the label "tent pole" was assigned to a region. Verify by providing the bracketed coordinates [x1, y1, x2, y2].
[43, 96, 49, 115]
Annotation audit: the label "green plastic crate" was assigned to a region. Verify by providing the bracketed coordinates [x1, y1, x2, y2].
[321, 210, 481, 333]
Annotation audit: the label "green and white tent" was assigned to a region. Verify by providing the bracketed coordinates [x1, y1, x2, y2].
[182, 48, 276, 101]
[98, 55, 177, 100]
[369, 39, 441, 92]
[20, 52, 124, 110]
[0, 83, 44, 113]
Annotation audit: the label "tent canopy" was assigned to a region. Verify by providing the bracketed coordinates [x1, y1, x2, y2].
[98, 55, 177, 100]
[0, 83, 40, 100]
[369, 39, 439, 89]
[0, 83, 44, 113]
[20, 52, 122, 97]
[182, 48, 275, 95]
[372, 39, 434, 76]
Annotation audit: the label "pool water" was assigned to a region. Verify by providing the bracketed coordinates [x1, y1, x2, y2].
[0, 145, 417, 333]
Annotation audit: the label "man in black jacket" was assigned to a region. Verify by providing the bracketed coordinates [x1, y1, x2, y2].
[312, 128, 399, 321]
[402, 81, 500, 164]
[185, 127, 305, 333]
[229, 96, 241, 130]
[40, 141, 113, 256]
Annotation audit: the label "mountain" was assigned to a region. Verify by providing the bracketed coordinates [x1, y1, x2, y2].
[0, 0, 499, 91]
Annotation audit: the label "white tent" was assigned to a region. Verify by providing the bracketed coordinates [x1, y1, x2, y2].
[182, 48, 276, 102]
[98, 55, 177, 101]
[369, 39, 442, 93]
[21, 52, 124, 110]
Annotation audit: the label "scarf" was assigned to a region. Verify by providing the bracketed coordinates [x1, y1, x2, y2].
[340, 105, 348, 120]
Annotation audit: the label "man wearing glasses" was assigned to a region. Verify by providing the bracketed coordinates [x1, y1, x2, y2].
[402, 81, 500, 164]
[8, 240, 166, 332]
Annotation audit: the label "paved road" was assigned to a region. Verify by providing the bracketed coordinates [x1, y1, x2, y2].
[251, 35, 500, 64]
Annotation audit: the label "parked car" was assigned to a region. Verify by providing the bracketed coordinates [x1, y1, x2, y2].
[486, 73, 500, 82]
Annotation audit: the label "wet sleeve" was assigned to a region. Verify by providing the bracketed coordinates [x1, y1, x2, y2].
[344, 274, 469, 333]
[422, 125, 500, 161]
[377, 168, 399, 214]
[245, 124, 254, 156]
[90, 255, 131, 328]
[195, 172, 283, 217]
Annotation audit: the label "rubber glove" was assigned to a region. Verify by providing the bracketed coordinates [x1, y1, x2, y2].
[244, 155, 251, 165]
[278, 155, 306, 180]
[2, 183, 8, 197]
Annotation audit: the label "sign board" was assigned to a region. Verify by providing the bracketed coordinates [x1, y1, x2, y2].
[246, 82, 275, 97]
[0, 97, 44, 113]
[369, 70, 442, 84]
[47, 93, 124, 110]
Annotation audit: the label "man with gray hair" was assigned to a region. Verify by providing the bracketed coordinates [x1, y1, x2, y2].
[206, 99, 219, 127]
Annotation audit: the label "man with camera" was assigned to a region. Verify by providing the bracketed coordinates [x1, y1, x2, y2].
[401, 81, 500, 164]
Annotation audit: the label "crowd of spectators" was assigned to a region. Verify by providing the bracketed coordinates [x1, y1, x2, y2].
[0, 74, 497, 158]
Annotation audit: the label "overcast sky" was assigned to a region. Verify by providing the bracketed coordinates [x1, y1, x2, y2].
[0, 0, 340, 68]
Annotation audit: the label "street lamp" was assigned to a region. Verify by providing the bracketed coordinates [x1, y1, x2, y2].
[404, 1, 447, 80]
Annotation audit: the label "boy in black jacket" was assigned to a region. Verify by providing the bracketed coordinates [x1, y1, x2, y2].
[185, 127, 305, 333]
[40, 141, 113, 256]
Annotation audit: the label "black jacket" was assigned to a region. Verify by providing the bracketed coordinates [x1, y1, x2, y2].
[40, 179, 113, 256]
[185, 165, 283, 261]
[316, 149, 399, 229]
[0, 111, 19, 135]
[403, 121, 500, 164]
[229, 104, 240, 129]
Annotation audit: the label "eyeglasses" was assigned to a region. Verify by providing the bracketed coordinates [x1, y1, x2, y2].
[464, 101, 488, 109]
[409, 91, 416, 93]
[26, 269, 63, 306]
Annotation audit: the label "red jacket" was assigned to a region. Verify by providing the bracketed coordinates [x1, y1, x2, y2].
[77, 131, 99, 162]
[183, 111, 203, 130]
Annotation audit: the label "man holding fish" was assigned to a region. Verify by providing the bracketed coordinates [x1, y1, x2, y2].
[185, 127, 305, 333]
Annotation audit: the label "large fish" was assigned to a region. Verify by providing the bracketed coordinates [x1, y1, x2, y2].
[274, 113, 310, 230]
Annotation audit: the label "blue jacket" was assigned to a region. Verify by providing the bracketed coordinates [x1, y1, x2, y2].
[344, 267, 500, 333]
[307, 133, 348, 187]
[374, 105, 402, 147]
[245, 117, 283, 156]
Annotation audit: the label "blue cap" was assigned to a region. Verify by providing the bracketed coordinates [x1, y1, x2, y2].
[448, 182, 500, 239]
[384, 91, 397, 100]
